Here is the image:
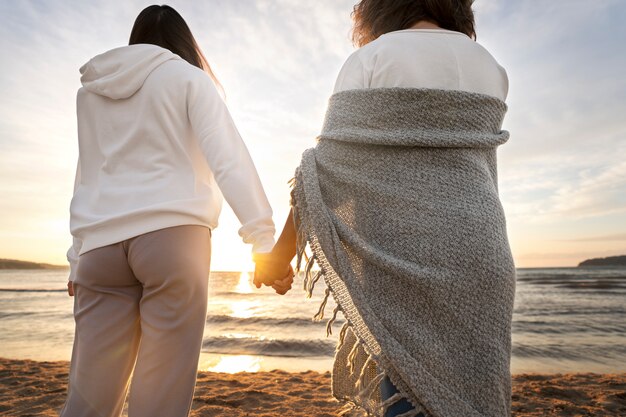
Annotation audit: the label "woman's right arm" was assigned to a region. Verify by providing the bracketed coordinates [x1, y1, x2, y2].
[186, 71, 275, 254]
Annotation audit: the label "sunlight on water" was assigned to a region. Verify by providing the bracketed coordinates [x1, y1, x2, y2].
[235, 271, 252, 294]
[223, 333, 256, 339]
[207, 355, 261, 373]
[229, 300, 257, 319]
[228, 272, 256, 318]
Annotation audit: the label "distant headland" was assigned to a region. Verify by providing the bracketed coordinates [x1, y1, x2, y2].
[578, 255, 626, 267]
[0, 258, 67, 270]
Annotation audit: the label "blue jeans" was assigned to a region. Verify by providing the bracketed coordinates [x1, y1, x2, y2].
[380, 376, 425, 417]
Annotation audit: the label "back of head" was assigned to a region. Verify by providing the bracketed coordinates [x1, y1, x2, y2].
[351, 0, 476, 47]
[129, 4, 221, 88]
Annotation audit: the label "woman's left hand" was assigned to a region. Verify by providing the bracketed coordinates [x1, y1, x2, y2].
[67, 281, 74, 297]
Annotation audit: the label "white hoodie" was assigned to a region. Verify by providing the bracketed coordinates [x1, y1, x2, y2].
[67, 44, 275, 281]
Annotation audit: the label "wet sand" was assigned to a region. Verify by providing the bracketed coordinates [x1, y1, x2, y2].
[1, 357, 625, 416]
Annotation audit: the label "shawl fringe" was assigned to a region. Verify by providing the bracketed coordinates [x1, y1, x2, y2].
[292, 183, 430, 417]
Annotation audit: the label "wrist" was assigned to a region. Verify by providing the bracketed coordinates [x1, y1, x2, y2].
[271, 246, 294, 265]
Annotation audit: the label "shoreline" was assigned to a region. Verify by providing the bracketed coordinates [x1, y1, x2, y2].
[1, 358, 625, 416]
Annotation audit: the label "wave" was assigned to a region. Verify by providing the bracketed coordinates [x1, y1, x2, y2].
[554, 283, 626, 290]
[206, 314, 344, 328]
[0, 288, 66, 293]
[513, 343, 626, 362]
[200, 335, 626, 362]
[201, 336, 336, 357]
[518, 274, 626, 284]
[513, 320, 626, 335]
[517, 276, 626, 291]
[0, 311, 73, 320]
[514, 306, 626, 317]
[209, 291, 276, 298]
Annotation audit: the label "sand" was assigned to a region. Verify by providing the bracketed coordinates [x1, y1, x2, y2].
[1, 358, 625, 416]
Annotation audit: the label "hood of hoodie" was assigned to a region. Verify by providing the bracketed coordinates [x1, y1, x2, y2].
[79, 44, 182, 100]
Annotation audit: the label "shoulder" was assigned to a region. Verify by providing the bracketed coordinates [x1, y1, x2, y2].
[148, 59, 220, 98]
[152, 59, 209, 86]
[340, 49, 365, 73]
[461, 40, 509, 99]
[466, 40, 506, 68]
[346, 35, 392, 65]
[345, 30, 442, 69]
[337, 30, 445, 73]
[333, 50, 367, 93]
[358, 30, 426, 57]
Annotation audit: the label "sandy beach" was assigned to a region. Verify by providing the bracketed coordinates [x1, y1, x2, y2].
[1, 358, 625, 416]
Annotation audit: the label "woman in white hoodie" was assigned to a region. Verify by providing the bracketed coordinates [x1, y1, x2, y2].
[60, 5, 277, 417]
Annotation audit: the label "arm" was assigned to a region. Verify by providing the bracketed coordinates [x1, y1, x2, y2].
[270, 208, 297, 263]
[66, 158, 82, 296]
[187, 71, 275, 253]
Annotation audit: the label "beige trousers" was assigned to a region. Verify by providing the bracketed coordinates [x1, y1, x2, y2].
[59, 225, 211, 417]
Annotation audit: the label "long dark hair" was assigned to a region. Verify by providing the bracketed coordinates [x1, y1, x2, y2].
[129, 5, 222, 90]
[351, 0, 476, 47]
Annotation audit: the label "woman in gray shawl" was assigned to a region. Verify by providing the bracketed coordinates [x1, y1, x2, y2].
[255, 1, 516, 416]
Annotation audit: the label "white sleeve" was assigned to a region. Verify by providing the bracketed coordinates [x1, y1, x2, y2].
[187, 72, 275, 254]
[333, 51, 367, 93]
[66, 158, 82, 282]
[499, 64, 509, 101]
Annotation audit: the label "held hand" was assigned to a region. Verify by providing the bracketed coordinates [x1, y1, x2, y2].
[253, 252, 294, 294]
[253, 209, 298, 295]
[67, 281, 74, 297]
[271, 266, 294, 295]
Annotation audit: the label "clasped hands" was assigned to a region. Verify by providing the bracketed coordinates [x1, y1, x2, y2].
[252, 209, 298, 295]
[253, 250, 294, 295]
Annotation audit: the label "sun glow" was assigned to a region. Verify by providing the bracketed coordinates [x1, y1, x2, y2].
[235, 271, 252, 294]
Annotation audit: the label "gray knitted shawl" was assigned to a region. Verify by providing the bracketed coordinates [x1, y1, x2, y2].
[292, 88, 516, 417]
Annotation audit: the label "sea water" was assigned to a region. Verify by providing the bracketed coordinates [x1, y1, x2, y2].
[0, 267, 624, 373]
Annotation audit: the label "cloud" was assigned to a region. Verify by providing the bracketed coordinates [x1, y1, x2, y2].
[483, 1, 626, 236]
[549, 160, 626, 218]
[557, 233, 626, 242]
[499, 135, 626, 224]
[0, 0, 358, 268]
[0, 0, 625, 267]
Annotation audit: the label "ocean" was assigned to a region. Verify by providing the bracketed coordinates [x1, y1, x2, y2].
[1, 267, 625, 374]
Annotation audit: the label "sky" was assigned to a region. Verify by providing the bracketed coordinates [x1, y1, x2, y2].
[0, 0, 625, 271]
